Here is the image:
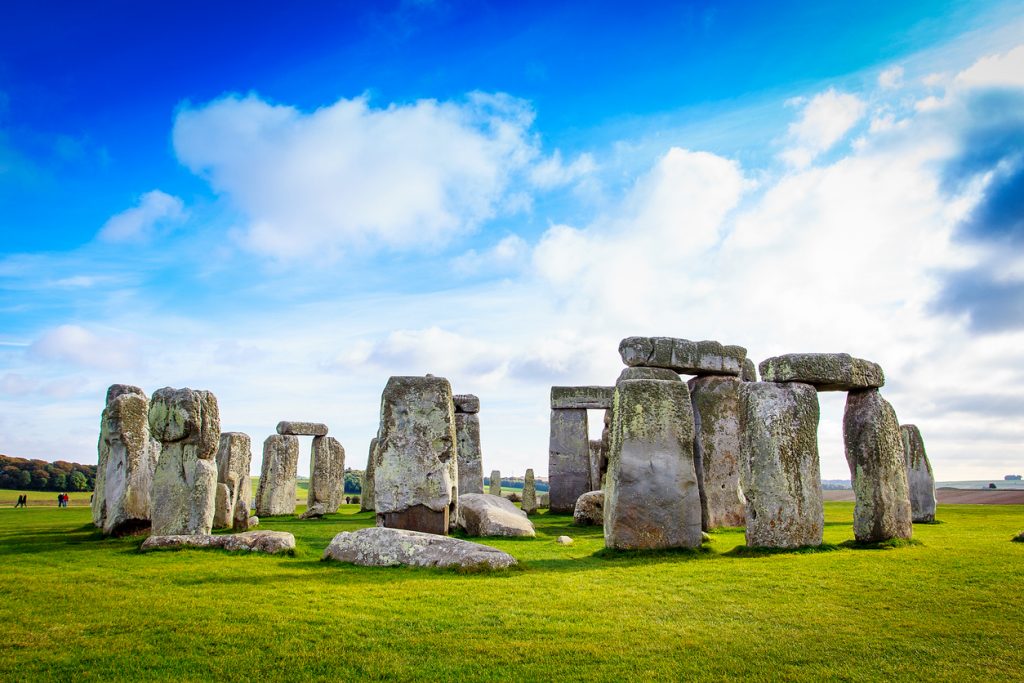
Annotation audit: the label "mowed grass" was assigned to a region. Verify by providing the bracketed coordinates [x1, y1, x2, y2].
[0, 503, 1022, 681]
[0, 488, 92, 506]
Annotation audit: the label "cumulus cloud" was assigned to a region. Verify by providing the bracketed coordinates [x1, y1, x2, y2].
[878, 66, 905, 89]
[29, 325, 141, 371]
[529, 150, 597, 188]
[779, 88, 867, 168]
[451, 234, 529, 276]
[97, 190, 186, 242]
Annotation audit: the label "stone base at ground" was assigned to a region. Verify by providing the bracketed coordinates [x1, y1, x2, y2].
[140, 530, 295, 554]
[458, 493, 535, 537]
[322, 527, 517, 569]
[377, 504, 449, 535]
[573, 490, 604, 526]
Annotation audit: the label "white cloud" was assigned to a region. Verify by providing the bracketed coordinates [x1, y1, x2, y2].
[451, 234, 529, 276]
[97, 190, 186, 242]
[779, 88, 867, 168]
[954, 44, 1024, 89]
[529, 150, 597, 188]
[878, 66, 905, 89]
[28, 325, 142, 371]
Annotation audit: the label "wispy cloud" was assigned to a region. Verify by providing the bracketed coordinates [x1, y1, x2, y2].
[97, 189, 187, 243]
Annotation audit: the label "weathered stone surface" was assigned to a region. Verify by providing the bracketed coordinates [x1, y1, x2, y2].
[105, 383, 145, 405]
[617, 367, 681, 382]
[539, 493, 550, 509]
[618, 337, 746, 377]
[375, 376, 458, 533]
[740, 382, 824, 548]
[689, 376, 746, 530]
[148, 387, 220, 536]
[759, 353, 884, 391]
[604, 379, 702, 549]
[255, 435, 299, 517]
[556, 535, 573, 545]
[213, 432, 252, 530]
[522, 469, 538, 515]
[742, 358, 758, 382]
[588, 439, 604, 491]
[573, 490, 604, 526]
[549, 409, 590, 513]
[551, 386, 614, 410]
[458, 493, 536, 537]
[360, 438, 378, 512]
[455, 413, 484, 495]
[322, 527, 517, 569]
[844, 389, 913, 542]
[901, 424, 936, 523]
[452, 394, 480, 414]
[276, 421, 328, 436]
[488, 470, 502, 496]
[301, 436, 345, 518]
[140, 530, 295, 554]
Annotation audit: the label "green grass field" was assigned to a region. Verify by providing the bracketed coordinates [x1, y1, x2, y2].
[1, 503, 1022, 681]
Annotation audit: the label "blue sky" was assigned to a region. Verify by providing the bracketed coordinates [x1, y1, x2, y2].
[1, 1, 1023, 479]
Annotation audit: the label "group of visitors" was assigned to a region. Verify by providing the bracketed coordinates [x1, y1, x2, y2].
[13, 494, 27, 508]
[57, 492, 70, 507]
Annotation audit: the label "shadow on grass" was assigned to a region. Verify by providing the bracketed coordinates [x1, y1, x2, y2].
[838, 538, 923, 550]
[723, 543, 842, 558]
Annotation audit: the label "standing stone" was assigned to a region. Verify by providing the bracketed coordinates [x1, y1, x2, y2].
[522, 468, 538, 515]
[489, 470, 502, 496]
[589, 440, 604, 491]
[360, 437, 378, 512]
[739, 382, 824, 548]
[148, 387, 221, 536]
[256, 435, 299, 517]
[604, 379, 702, 550]
[213, 432, 252, 530]
[843, 389, 913, 542]
[549, 409, 590, 513]
[689, 376, 746, 529]
[901, 424, 936, 523]
[302, 436, 345, 518]
[742, 358, 758, 382]
[375, 376, 458, 535]
[93, 385, 160, 535]
[455, 411, 484, 495]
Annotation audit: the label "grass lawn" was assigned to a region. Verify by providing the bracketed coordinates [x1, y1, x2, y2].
[0, 503, 1022, 680]
[0, 488, 93, 506]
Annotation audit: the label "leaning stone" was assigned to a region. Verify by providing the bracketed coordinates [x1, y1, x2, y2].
[900, 425, 936, 523]
[452, 394, 480, 414]
[740, 382, 824, 548]
[458, 493, 536, 537]
[360, 437, 378, 512]
[140, 530, 294, 555]
[617, 367, 681, 382]
[276, 421, 328, 436]
[759, 353, 884, 391]
[556, 535, 573, 545]
[618, 337, 746, 376]
[456, 413, 484, 494]
[255, 435, 299, 516]
[689, 376, 746, 529]
[742, 358, 758, 382]
[213, 432, 252, 530]
[844, 389, 913, 542]
[488, 470, 502, 496]
[573, 490, 604, 526]
[521, 469, 538, 515]
[550, 386, 614, 410]
[604, 379, 702, 549]
[148, 387, 220, 536]
[303, 436, 345, 518]
[322, 527, 517, 569]
[548, 409, 590, 513]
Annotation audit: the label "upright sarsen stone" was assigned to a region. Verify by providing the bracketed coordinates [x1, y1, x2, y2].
[213, 432, 252, 530]
[360, 437, 378, 512]
[689, 375, 746, 529]
[256, 435, 299, 516]
[548, 409, 590, 513]
[604, 379, 702, 550]
[455, 412, 484, 495]
[843, 389, 913, 542]
[522, 468, 538, 515]
[303, 436, 345, 518]
[740, 382, 824, 548]
[589, 439, 604, 491]
[901, 424, 936, 523]
[148, 387, 220, 536]
[489, 470, 502, 496]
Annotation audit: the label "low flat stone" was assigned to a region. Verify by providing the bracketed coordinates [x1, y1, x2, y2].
[452, 394, 480, 414]
[322, 527, 517, 569]
[759, 353, 884, 391]
[276, 421, 328, 436]
[556, 535, 573, 545]
[618, 337, 746, 376]
[616, 367, 681, 382]
[573, 490, 604, 526]
[550, 386, 614, 410]
[140, 530, 295, 555]
[458, 493, 536, 537]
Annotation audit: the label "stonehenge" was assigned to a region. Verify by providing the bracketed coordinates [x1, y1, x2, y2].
[141, 530, 295, 555]
[901, 424, 936, 523]
[360, 437, 378, 512]
[573, 490, 604, 526]
[276, 421, 329, 436]
[619, 336, 746, 376]
[213, 432, 253, 531]
[759, 353, 884, 392]
[489, 470, 502, 496]
[323, 527, 518, 569]
[689, 375, 746, 529]
[457, 493, 535, 537]
[548, 384, 614, 514]
[302, 436, 345, 518]
[256, 434, 299, 516]
[454, 395, 484, 495]
[521, 468, 538, 515]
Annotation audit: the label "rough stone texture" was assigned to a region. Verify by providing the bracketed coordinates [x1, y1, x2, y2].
[844, 389, 913, 542]
[740, 382, 824, 548]
[360, 438, 378, 512]
[604, 379, 702, 549]
[148, 387, 221, 536]
[375, 376, 458, 534]
[140, 530, 295, 555]
[759, 353, 884, 391]
[901, 424, 937, 523]
[452, 394, 480, 414]
[455, 413, 484, 495]
[556, 535, 573, 545]
[742, 358, 758, 382]
[276, 421, 328, 436]
[488, 470, 502, 496]
[539, 493, 550, 509]
[255, 435, 299, 517]
[458, 493, 536, 537]
[299, 436, 346, 519]
[93, 386, 160, 536]
[617, 367, 681, 382]
[213, 432, 252, 530]
[618, 336, 746, 377]
[573, 490, 604, 526]
[322, 527, 517, 569]
[522, 469, 538, 515]
[689, 376, 746, 530]
[550, 386, 614, 410]
[549, 409, 590, 513]
[588, 439, 604, 491]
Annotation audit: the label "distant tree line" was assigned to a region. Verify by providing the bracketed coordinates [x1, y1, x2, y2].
[484, 476, 550, 492]
[345, 469, 363, 494]
[0, 454, 96, 492]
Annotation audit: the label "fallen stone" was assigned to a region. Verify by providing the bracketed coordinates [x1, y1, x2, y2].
[549, 409, 590, 513]
[689, 376, 746, 529]
[452, 394, 480, 414]
[740, 382, 824, 548]
[304, 435, 345, 517]
[276, 421, 328, 436]
[255, 435, 299, 516]
[458, 493, 536, 537]
[521, 469, 538, 515]
[844, 389, 913, 542]
[742, 358, 758, 382]
[550, 386, 614, 410]
[759, 353, 884, 391]
[213, 432, 252, 530]
[360, 437, 378, 512]
[900, 424, 936, 523]
[322, 527, 517, 569]
[618, 336, 746, 376]
[556, 535, 573, 545]
[455, 412, 484, 495]
[617, 367, 681, 382]
[573, 490, 604, 526]
[140, 530, 295, 555]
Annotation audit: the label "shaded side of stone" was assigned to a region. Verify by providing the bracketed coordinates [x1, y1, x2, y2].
[901, 424, 936, 523]
[455, 412, 484, 495]
[742, 358, 758, 382]
[452, 394, 480, 414]
[617, 367, 681, 382]
[573, 490, 604, 526]
[360, 437, 378, 512]
[689, 376, 746, 530]
[548, 409, 590, 513]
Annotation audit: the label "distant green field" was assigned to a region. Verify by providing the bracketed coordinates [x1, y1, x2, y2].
[0, 488, 93, 506]
[0, 503, 1022, 680]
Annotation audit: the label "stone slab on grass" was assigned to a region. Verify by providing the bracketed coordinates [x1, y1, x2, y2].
[322, 527, 517, 569]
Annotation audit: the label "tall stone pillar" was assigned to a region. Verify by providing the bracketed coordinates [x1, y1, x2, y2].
[303, 436, 345, 518]
[360, 437, 378, 512]
[256, 435, 299, 516]
[901, 424, 936, 523]
[213, 432, 252, 529]
[689, 375, 746, 529]
[548, 409, 590, 513]
[454, 394, 483, 495]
